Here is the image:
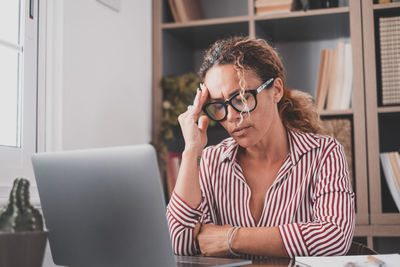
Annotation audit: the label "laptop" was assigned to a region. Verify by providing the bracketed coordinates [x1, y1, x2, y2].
[32, 145, 251, 267]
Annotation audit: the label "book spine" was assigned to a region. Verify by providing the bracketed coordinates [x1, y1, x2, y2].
[254, 0, 293, 8]
[168, 0, 181, 22]
[314, 49, 325, 108]
[174, 0, 189, 22]
[325, 49, 337, 110]
[316, 49, 330, 110]
[380, 152, 400, 211]
[339, 42, 353, 110]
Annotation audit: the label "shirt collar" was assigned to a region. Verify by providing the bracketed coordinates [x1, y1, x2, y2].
[219, 138, 239, 163]
[288, 130, 320, 164]
[218, 129, 320, 164]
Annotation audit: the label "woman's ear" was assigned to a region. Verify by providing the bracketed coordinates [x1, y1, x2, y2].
[272, 78, 284, 103]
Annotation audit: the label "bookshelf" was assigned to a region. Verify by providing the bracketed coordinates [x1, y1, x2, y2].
[152, 0, 398, 251]
[362, 0, 400, 250]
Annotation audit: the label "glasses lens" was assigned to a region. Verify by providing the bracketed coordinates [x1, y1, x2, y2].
[231, 92, 256, 112]
[205, 103, 226, 121]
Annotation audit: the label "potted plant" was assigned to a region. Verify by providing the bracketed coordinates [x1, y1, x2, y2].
[152, 73, 215, 198]
[0, 177, 47, 267]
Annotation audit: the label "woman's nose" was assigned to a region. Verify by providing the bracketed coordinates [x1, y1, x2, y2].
[226, 105, 241, 122]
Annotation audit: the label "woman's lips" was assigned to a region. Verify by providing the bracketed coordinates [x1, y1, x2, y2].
[232, 126, 251, 137]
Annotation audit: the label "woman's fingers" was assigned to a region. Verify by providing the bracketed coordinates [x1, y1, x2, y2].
[198, 115, 209, 131]
[191, 89, 202, 115]
[191, 85, 209, 117]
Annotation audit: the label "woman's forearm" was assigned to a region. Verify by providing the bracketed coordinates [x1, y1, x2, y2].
[231, 226, 287, 257]
[173, 147, 203, 209]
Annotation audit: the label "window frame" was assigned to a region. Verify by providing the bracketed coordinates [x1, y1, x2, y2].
[0, 0, 39, 187]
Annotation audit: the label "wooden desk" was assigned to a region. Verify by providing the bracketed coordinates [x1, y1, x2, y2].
[246, 258, 297, 267]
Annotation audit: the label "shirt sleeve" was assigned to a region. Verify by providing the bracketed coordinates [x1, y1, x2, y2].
[278, 143, 355, 257]
[166, 154, 213, 255]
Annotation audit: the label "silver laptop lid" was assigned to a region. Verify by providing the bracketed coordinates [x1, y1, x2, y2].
[32, 145, 176, 267]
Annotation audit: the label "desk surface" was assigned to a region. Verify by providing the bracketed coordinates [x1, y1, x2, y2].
[245, 258, 297, 267]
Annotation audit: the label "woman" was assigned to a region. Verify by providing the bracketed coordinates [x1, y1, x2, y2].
[166, 36, 354, 258]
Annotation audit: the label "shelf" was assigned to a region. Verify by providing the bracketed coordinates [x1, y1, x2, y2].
[162, 22, 249, 50]
[319, 109, 353, 116]
[373, 2, 400, 10]
[378, 106, 400, 114]
[255, 10, 350, 42]
[162, 21, 249, 75]
[162, 0, 248, 24]
[254, 6, 349, 21]
[162, 16, 249, 29]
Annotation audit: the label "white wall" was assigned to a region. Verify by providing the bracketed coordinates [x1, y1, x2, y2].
[0, 0, 152, 227]
[58, 0, 152, 150]
[41, 1, 152, 266]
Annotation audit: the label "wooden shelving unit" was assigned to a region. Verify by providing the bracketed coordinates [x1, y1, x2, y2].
[319, 109, 353, 116]
[362, 0, 400, 251]
[373, 2, 400, 10]
[152, 0, 399, 252]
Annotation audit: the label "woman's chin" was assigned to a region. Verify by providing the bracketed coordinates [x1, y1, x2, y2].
[234, 136, 256, 148]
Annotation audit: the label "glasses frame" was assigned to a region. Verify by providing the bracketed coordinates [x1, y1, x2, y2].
[202, 78, 275, 122]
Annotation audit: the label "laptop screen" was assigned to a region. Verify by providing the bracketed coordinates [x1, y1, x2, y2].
[32, 145, 176, 267]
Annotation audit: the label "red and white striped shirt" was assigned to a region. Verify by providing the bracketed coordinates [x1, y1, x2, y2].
[166, 130, 355, 258]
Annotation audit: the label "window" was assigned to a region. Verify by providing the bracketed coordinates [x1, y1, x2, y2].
[0, 0, 38, 184]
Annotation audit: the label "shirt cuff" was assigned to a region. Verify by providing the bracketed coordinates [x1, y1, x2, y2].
[278, 223, 309, 258]
[167, 192, 203, 229]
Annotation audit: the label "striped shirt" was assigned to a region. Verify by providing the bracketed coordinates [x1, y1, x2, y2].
[166, 130, 355, 258]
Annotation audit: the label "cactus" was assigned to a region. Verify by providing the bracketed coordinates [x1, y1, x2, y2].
[0, 178, 43, 232]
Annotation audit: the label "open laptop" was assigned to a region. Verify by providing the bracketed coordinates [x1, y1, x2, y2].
[32, 145, 251, 267]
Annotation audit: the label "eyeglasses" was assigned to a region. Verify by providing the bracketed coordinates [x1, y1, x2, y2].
[202, 78, 275, 122]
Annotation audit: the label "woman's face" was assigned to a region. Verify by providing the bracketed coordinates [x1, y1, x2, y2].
[203, 64, 283, 148]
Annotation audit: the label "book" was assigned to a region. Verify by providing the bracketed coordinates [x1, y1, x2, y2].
[315, 49, 326, 107]
[174, 0, 204, 22]
[296, 254, 400, 267]
[166, 151, 182, 198]
[254, 0, 293, 8]
[321, 118, 354, 187]
[380, 152, 400, 211]
[388, 152, 400, 197]
[255, 4, 292, 15]
[327, 41, 345, 110]
[168, 0, 181, 22]
[339, 42, 353, 109]
[316, 49, 334, 110]
[325, 49, 337, 110]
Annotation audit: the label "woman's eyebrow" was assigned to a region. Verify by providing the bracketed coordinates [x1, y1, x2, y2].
[210, 89, 241, 102]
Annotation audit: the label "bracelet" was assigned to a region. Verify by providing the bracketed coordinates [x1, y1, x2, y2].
[226, 226, 241, 257]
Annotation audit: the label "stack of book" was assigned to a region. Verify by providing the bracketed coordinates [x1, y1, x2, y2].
[314, 41, 353, 111]
[380, 151, 400, 211]
[254, 0, 293, 15]
[379, 16, 400, 106]
[168, 0, 204, 22]
[377, 0, 400, 3]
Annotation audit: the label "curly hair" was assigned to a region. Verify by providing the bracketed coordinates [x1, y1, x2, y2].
[199, 36, 323, 134]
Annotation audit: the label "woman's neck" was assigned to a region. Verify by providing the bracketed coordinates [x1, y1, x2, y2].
[240, 120, 289, 164]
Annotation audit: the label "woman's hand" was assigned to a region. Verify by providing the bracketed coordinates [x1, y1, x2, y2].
[197, 224, 232, 257]
[178, 86, 209, 155]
